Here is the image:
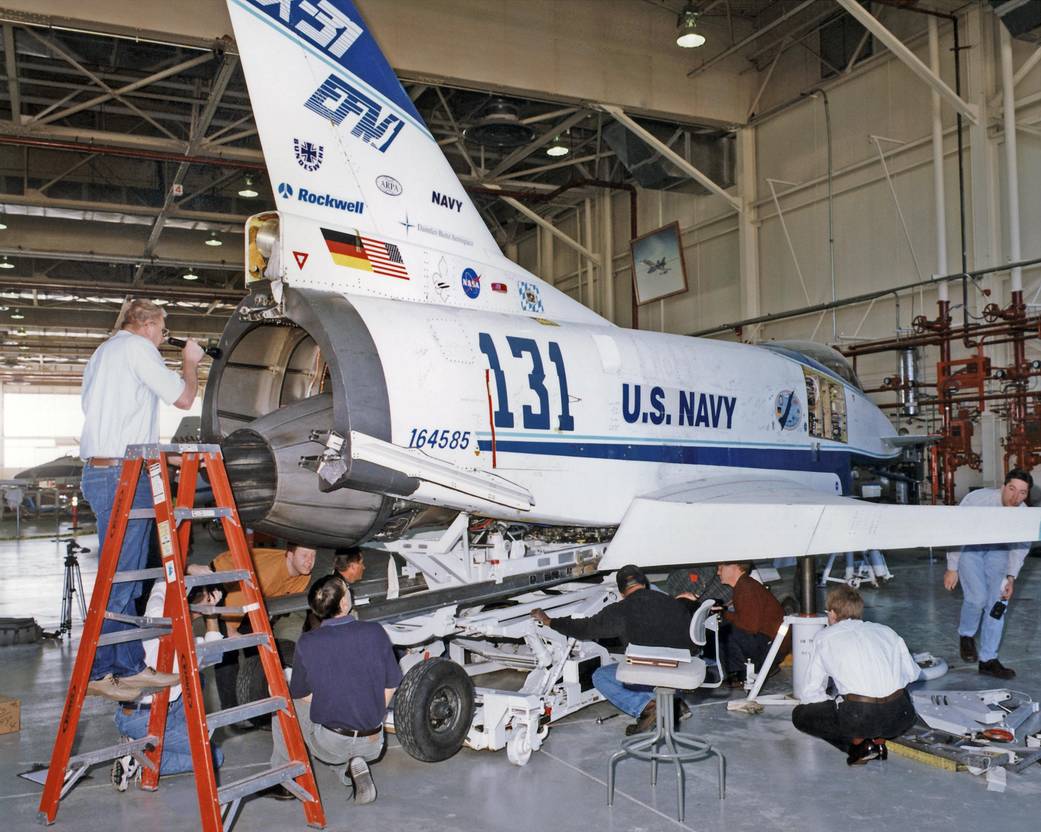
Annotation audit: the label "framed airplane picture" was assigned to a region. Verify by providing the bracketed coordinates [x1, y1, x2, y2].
[630, 222, 688, 305]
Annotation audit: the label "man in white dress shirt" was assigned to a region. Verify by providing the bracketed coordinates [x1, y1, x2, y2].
[80, 298, 203, 700]
[791, 586, 919, 765]
[943, 469, 1032, 680]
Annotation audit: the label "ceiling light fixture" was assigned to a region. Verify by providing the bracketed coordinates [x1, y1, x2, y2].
[546, 136, 569, 157]
[182, 271, 200, 281]
[0, 256, 13, 269]
[204, 232, 223, 247]
[0, 216, 7, 230]
[10, 309, 24, 319]
[238, 177, 259, 198]
[676, 2, 706, 48]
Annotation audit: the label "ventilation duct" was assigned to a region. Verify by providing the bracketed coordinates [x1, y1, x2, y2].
[602, 122, 733, 192]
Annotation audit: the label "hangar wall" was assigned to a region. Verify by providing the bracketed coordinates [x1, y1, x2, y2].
[512, 5, 1041, 495]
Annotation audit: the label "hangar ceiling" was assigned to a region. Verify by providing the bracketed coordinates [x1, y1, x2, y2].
[0, 0, 967, 384]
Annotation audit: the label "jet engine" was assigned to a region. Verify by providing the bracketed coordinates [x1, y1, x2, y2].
[201, 279, 405, 547]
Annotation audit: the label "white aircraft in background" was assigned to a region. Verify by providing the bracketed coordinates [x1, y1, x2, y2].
[208, 0, 1041, 765]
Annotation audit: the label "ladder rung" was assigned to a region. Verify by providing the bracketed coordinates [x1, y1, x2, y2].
[104, 611, 171, 627]
[189, 603, 257, 616]
[185, 569, 251, 589]
[125, 442, 223, 458]
[207, 696, 287, 731]
[174, 506, 233, 521]
[197, 633, 270, 666]
[67, 736, 157, 768]
[112, 567, 164, 583]
[97, 626, 171, 646]
[128, 508, 156, 520]
[217, 762, 307, 806]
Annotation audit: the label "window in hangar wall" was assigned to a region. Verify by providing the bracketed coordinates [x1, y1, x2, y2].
[1, 390, 202, 474]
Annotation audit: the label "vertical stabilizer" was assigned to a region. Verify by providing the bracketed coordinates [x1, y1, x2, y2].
[227, 0, 501, 259]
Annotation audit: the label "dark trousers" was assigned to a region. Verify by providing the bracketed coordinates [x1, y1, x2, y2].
[792, 690, 916, 752]
[719, 623, 772, 677]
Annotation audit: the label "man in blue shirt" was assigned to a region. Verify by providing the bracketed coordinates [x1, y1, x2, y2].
[267, 574, 402, 804]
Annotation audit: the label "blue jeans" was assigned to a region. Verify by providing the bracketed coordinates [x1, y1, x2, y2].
[81, 464, 155, 680]
[957, 548, 1009, 662]
[113, 698, 223, 775]
[592, 663, 654, 718]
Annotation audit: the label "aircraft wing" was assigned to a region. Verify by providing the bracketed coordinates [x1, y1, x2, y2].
[600, 477, 1041, 569]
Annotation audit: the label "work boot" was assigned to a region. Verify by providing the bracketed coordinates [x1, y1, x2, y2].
[118, 668, 180, 691]
[349, 757, 376, 804]
[959, 636, 978, 663]
[978, 659, 1015, 680]
[86, 674, 131, 701]
[846, 739, 886, 766]
[625, 701, 657, 737]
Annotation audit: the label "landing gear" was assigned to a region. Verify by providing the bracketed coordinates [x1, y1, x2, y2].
[394, 658, 475, 763]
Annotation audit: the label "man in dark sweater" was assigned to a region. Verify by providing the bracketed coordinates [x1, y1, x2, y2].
[531, 565, 695, 735]
[717, 562, 791, 686]
[266, 574, 401, 804]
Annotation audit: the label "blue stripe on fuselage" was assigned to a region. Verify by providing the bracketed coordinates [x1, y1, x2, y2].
[477, 439, 854, 493]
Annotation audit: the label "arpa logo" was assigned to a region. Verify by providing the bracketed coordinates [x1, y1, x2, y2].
[376, 175, 402, 196]
[277, 182, 294, 198]
[461, 267, 481, 299]
[294, 138, 324, 172]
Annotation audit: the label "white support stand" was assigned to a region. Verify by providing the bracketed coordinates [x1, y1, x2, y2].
[727, 614, 827, 713]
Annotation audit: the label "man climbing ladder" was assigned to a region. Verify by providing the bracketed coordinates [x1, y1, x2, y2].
[37, 444, 326, 832]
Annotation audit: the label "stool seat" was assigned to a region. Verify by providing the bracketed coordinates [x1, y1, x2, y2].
[616, 655, 706, 690]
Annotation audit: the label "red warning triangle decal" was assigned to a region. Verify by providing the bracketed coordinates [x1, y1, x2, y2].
[293, 251, 309, 269]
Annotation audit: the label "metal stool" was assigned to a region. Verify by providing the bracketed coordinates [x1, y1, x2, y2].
[606, 600, 726, 820]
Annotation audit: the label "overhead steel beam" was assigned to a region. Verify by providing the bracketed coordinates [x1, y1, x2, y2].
[835, 0, 978, 125]
[0, 246, 242, 271]
[23, 28, 178, 139]
[687, 0, 818, 79]
[489, 109, 587, 179]
[600, 103, 742, 211]
[28, 50, 214, 127]
[0, 124, 265, 167]
[0, 273, 245, 301]
[0, 192, 248, 227]
[501, 196, 601, 267]
[3, 24, 19, 123]
[136, 54, 239, 281]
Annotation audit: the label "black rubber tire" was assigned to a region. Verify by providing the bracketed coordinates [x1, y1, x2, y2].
[235, 639, 295, 725]
[394, 658, 475, 763]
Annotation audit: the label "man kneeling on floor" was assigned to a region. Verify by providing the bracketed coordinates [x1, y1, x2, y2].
[791, 586, 919, 766]
[530, 565, 695, 736]
[266, 575, 401, 804]
[716, 561, 790, 687]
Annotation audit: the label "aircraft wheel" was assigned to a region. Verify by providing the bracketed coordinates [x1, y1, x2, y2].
[507, 730, 533, 766]
[394, 658, 475, 762]
[235, 639, 295, 725]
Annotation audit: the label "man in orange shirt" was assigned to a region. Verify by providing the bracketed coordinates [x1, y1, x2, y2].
[189, 544, 316, 635]
[717, 562, 791, 687]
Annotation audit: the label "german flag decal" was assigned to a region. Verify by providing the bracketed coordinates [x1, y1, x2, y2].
[321, 227, 410, 279]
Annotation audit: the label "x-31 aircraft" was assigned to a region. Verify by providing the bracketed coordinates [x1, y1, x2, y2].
[642, 257, 670, 275]
[209, 0, 1040, 567]
[206, 0, 1041, 765]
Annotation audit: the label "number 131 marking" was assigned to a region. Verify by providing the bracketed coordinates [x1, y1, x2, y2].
[479, 333, 574, 432]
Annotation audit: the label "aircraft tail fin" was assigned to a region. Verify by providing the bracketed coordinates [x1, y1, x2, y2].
[226, 0, 500, 258]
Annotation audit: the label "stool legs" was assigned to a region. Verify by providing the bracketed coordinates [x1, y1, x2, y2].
[606, 689, 725, 822]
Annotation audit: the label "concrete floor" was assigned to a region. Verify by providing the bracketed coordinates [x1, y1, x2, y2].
[3, 524, 1041, 831]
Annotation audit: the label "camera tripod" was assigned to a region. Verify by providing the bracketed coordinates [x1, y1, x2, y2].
[46, 537, 89, 641]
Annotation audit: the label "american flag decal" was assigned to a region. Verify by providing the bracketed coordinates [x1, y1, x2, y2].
[360, 235, 409, 279]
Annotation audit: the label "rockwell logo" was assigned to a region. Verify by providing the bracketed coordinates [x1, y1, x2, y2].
[277, 182, 363, 214]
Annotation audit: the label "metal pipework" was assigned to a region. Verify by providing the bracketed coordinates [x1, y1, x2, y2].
[899, 348, 919, 417]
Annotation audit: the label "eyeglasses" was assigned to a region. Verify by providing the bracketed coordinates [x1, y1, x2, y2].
[148, 319, 169, 338]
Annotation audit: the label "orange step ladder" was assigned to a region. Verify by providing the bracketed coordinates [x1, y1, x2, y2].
[37, 443, 326, 831]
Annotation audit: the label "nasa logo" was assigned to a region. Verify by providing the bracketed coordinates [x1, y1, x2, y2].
[294, 138, 324, 172]
[376, 175, 402, 196]
[461, 267, 481, 299]
[775, 390, 802, 431]
[277, 182, 294, 198]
